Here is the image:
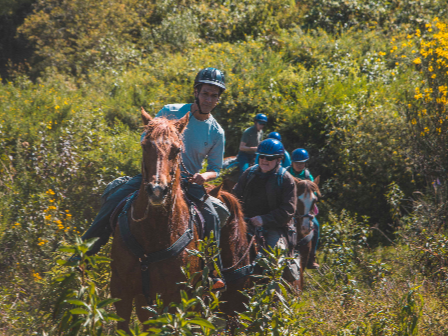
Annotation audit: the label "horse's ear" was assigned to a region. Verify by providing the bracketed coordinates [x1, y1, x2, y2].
[141, 107, 153, 125]
[314, 176, 320, 185]
[208, 184, 223, 198]
[175, 113, 189, 133]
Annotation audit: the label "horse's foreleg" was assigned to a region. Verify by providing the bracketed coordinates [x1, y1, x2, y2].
[111, 274, 134, 333]
[135, 294, 152, 328]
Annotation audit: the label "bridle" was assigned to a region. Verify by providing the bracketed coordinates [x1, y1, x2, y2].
[131, 137, 183, 222]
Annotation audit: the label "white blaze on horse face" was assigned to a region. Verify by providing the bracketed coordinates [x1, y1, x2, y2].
[298, 192, 317, 232]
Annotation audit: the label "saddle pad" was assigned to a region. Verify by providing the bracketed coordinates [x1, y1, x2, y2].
[109, 193, 134, 232]
[208, 195, 231, 228]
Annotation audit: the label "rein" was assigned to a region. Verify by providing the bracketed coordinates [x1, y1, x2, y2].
[222, 234, 256, 272]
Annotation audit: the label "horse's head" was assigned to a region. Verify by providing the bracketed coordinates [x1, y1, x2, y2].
[294, 177, 321, 236]
[140, 107, 189, 206]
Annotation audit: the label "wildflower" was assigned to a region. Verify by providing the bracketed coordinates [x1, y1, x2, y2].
[46, 189, 55, 195]
[45, 214, 51, 220]
[411, 119, 417, 125]
[413, 58, 422, 65]
[32, 272, 42, 281]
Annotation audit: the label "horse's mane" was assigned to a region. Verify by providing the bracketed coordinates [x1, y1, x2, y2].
[207, 185, 247, 256]
[294, 178, 321, 197]
[142, 117, 183, 155]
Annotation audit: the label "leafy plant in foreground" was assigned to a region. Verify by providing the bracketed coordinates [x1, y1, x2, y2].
[237, 247, 305, 336]
[53, 237, 123, 335]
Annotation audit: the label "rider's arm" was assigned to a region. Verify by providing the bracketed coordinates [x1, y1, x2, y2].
[260, 174, 297, 228]
[239, 141, 257, 153]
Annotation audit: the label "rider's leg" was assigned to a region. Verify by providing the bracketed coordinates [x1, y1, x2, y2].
[263, 228, 285, 251]
[236, 152, 254, 177]
[82, 174, 142, 255]
[307, 217, 320, 269]
[200, 197, 226, 289]
[312, 217, 320, 252]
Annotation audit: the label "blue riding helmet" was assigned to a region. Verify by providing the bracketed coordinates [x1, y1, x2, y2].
[194, 68, 226, 91]
[254, 113, 268, 124]
[267, 132, 282, 141]
[256, 139, 285, 156]
[291, 148, 309, 162]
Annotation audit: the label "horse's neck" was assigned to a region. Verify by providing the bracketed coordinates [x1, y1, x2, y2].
[131, 185, 188, 252]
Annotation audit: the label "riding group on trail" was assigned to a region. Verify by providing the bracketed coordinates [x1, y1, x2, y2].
[78, 67, 321, 330]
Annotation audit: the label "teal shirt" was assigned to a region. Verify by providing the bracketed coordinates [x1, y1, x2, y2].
[156, 104, 225, 176]
[287, 166, 314, 181]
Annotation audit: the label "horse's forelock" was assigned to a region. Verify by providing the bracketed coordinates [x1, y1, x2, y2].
[296, 178, 321, 198]
[143, 118, 183, 155]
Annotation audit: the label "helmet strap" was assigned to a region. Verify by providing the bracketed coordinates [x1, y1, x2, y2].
[195, 96, 210, 115]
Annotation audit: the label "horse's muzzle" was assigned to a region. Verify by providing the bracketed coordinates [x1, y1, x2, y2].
[146, 183, 168, 205]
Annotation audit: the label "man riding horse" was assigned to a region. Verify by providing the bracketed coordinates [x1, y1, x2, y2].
[232, 139, 297, 250]
[236, 113, 267, 176]
[80, 67, 228, 290]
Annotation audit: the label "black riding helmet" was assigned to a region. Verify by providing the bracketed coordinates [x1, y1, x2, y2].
[194, 68, 226, 91]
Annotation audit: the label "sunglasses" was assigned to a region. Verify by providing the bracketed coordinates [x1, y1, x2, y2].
[259, 155, 279, 161]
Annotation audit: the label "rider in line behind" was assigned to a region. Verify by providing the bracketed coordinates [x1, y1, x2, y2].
[236, 113, 267, 176]
[255, 132, 291, 168]
[288, 148, 320, 269]
[80, 67, 228, 290]
[232, 139, 297, 251]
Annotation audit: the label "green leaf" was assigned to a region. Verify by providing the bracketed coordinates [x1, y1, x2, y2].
[65, 299, 88, 307]
[188, 318, 216, 329]
[70, 308, 89, 315]
[97, 298, 121, 308]
[106, 313, 125, 322]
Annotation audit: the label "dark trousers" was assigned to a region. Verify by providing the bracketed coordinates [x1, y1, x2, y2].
[312, 218, 320, 253]
[236, 151, 255, 177]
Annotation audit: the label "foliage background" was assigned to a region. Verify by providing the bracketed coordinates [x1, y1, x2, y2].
[1, 0, 448, 334]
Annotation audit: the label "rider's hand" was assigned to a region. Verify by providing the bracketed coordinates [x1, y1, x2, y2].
[189, 173, 206, 185]
[250, 216, 263, 228]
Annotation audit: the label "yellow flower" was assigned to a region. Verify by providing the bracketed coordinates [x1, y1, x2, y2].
[46, 189, 55, 195]
[32, 272, 42, 281]
[45, 214, 51, 220]
[413, 58, 422, 65]
[411, 119, 417, 125]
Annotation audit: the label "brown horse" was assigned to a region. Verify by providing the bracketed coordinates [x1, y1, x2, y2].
[110, 109, 250, 332]
[293, 177, 321, 291]
[110, 110, 200, 332]
[221, 156, 240, 192]
[208, 184, 253, 318]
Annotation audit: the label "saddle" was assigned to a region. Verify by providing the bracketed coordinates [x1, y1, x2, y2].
[108, 190, 207, 240]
